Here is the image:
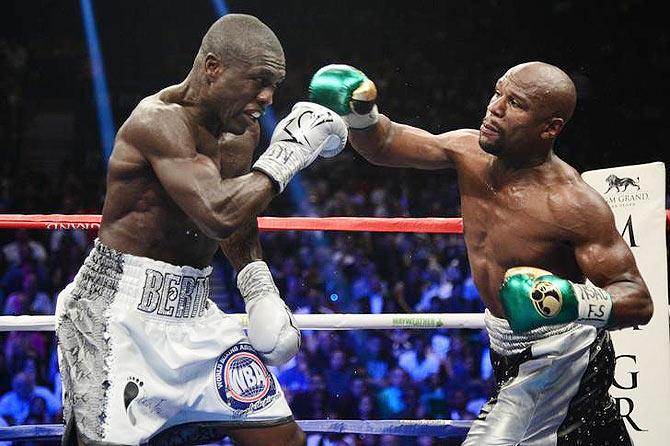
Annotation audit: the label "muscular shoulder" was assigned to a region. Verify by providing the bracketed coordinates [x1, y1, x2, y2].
[117, 96, 195, 158]
[436, 128, 488, 168]
[547, 164, 616, 243]
[431, 128, 479, 160]
[436, 129, 479, 154]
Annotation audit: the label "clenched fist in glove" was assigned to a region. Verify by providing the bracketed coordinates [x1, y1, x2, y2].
[253, 102, 347, 192]
[309, 64, 379, 130]
[500, 266, 613, 333]
[237, 260, 300, 366]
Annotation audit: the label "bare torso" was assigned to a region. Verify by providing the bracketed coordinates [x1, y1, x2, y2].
[98, 87, 257, 269]
[454, 134, 585, 317]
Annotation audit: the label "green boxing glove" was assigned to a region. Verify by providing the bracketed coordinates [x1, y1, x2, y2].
[309, 64, 380, 129]
[500, 266, 613, 333]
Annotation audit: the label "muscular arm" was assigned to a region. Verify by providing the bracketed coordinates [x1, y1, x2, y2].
[217, 126, 264, 271]
[124, 108, 275, 240]
[569, 186, 653, 329]
[349, 114, 477, 169]
[220, 219, 262, 271]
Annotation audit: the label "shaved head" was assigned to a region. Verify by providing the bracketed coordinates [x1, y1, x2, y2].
[480, 61, 578, 159]
[505, 61, 577, 123]
[197, 14, 284, 66]
[181, 14, 286, 135]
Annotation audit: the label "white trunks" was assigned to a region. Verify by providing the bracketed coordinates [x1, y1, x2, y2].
[55, 240, 293, 445]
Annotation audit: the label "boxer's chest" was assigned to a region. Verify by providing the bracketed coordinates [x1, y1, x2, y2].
[461, 182, 579, 307]
[461, 181, 567, 271]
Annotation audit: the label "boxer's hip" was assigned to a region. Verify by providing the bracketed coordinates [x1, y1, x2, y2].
[55, 240, 292, 445]
[463, 310, 628, 445]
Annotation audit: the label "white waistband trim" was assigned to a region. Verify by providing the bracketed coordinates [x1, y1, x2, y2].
[93, 239, 212, 278]
[88, 239, 213, 320]
[484, 309, 579, 355]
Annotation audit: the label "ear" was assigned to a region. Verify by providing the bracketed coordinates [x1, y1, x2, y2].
[540, 117, 564, 140]
[204, 53, 222, 83]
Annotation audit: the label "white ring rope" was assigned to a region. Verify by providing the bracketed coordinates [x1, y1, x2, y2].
[0, 313, 485, 332]
[3, 308, 669, 332]
[0, 419, 475, 440]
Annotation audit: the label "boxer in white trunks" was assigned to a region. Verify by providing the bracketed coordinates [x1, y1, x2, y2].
[55, 14, 346, 445]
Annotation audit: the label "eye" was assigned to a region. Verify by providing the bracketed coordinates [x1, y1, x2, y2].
[509, 97, 521, 108]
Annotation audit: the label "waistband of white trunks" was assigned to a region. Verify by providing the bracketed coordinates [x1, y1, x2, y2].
[90, 239, 213, 320]
[484, 309, 579, 355]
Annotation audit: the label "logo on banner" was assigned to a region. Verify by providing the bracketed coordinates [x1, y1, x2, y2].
[602, 174, 649, 209]
[214, 344, 277, 414]
[605, 175, 640, 194]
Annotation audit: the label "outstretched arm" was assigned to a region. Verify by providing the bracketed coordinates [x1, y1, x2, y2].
[350, 114, 476, 169]
[309, 64, 477, 170]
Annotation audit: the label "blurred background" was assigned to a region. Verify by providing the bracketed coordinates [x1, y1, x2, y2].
[0, 1, 668, 444]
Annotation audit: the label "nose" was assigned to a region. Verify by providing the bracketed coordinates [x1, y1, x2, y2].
[487, 95, 505, 118]
[257, 86, 274, 107]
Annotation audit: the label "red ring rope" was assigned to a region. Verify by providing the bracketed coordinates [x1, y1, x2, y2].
[0, 212, 669, 233]
[0, 214, 463, 233]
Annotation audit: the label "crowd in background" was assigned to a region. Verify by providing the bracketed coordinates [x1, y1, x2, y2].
[0, 160, 495, 445]
[1, 1, 669, 445]
[0, 153, 668, 446]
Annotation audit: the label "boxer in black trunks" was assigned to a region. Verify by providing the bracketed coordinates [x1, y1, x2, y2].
[309, 61, 652, 445]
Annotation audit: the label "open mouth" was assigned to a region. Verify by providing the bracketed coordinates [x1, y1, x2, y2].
[245, 110, 262, 121]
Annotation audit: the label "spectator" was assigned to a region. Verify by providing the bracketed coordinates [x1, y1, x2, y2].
[2, 230, 47, 268]
[397, 336, 440, 383]
[419, 372, 448, 419]
[356, 393, 378, 421]
[24, 394, 50, 424]
[277, 351, 312, 394]
[362, 335, 391, 387]
[445, 388, 476, 421]
[324, 349, 354, 402]
[377, 367, 408, 419]
[292, 373, 328, 420]
[337, 375, 370, 418]
[0, 371, 59, 425]
[3, 271, 53, 315]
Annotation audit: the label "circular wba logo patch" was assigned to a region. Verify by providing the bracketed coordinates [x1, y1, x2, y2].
[215, 344, 277, 413]
[530, 281, 563, 318]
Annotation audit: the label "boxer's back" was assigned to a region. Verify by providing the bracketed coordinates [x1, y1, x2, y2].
[99, 91, 222, 268]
